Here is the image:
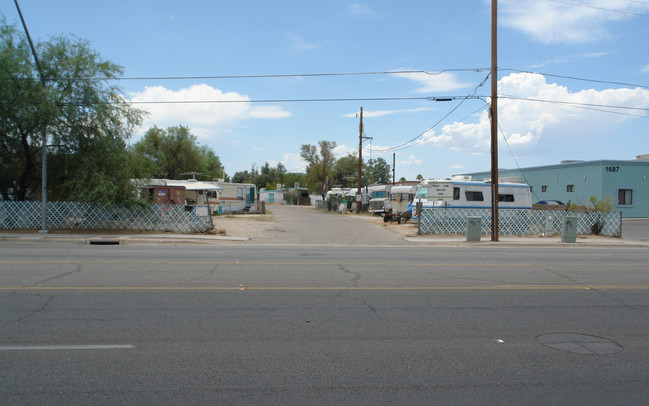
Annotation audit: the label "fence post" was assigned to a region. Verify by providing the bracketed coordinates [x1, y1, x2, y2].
[416, 202, 422, 235]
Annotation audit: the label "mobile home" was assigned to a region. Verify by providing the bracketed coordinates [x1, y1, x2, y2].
[212, 182, 257, 213]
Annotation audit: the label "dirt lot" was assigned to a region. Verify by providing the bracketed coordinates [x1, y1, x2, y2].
[211, 205, 418, 243]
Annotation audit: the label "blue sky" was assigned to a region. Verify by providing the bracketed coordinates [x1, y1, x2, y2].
[3, 1, 649, 180]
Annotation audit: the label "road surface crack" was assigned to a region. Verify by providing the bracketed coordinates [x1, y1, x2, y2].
[31, 264, 83, 287]
[1, 294, 54, 327]
[337, 263, 360, 286]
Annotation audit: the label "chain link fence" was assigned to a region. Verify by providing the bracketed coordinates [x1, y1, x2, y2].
[0, 201, 212, 233]
[418, 208, 621, 237]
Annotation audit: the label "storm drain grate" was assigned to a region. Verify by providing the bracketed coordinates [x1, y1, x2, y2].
[87, 238, 122, 246]
[537, 333, 623, 355]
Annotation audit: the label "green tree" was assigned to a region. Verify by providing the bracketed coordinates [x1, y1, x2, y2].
[367, 157, 391, 185]
[0, 20, 146, 204]
[333, 154, 361, 188]
[131, 125, 223, 181]
[300, 140, 337, 193]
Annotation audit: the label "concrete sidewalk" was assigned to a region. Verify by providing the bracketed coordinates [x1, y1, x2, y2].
[0, 232, 250, 245]
[1, 231, 647, 248]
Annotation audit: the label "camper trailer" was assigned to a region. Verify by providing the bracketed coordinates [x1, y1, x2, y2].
[212, 182, 257, 213]
[383, 184, 418, 222]
[412, 179, 532, 210]
[146, 179, 222, 206]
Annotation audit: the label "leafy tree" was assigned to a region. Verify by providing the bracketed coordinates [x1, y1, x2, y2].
[333, 154, 361, 188]
[416, 174, 424, 181]
[230, 162, 301, 190]
[300, 140, 337, 193]
[0, 20, 146, 204]
[131, 125, 223, 181]
[367, 157, 391, 185]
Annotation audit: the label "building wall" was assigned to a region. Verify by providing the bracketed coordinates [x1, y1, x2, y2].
[458, 160, 649, 218]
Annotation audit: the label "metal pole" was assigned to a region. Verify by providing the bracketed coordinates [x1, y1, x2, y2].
[14, 0, 48, 233]
[490, 0, 499, 241]
[392, 153, 396, 184]
[357, 107, 363, 214]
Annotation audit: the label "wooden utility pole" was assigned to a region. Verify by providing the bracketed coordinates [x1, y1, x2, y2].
[490, 0, 499, 241]
[392, 153, 396, 184]
[14, 0, 48, 233]
[357, 107, 363, 214]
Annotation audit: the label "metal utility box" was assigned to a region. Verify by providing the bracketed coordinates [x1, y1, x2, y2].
[561, 216, 578, 243]
[466, 216, 482, 242]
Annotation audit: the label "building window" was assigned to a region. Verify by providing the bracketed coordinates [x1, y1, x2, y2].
[567, 185, 574, 192]
[465, 191, 484, 201]
[541, 185, 548, 192]
[529, 186, 533, 193]
[453, 187, 460, 200]
[618, 189, 633, 206]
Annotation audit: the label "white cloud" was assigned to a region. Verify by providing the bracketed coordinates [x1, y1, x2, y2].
[500, 0, 649, 44]
[343, 107, 431, 118]
[530, 52, 613, 68]
[394, 71, 473, 93]
[130, 84, 290, 136]
[398, 154, 423, 167]
[288, 34, 320, 52]
[348, 3, 378, 17]
[279, 153, 307, 173]
[414, 72, 649, 154]
[451, 164, 465, 169]
[642, 64, 649, 73]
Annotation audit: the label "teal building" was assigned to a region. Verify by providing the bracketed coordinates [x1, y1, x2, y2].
[457, 156, 649, 218]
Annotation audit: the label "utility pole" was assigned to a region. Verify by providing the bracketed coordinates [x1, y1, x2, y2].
[14, 0, 48, 233]
[392, 153, 396, 184]
[357, 107, 363, 214]
[490, 0, 499, 241]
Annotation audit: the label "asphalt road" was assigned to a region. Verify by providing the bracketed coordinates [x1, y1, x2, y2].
[1, 239, 648, 405]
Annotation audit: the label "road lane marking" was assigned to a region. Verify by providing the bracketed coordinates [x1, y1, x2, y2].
[0, 344, 134, 351]
[0, 260, 645, 268]
[1, 285, 649, 291]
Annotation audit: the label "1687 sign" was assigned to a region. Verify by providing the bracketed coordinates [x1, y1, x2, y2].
[605, 166, 620, 173]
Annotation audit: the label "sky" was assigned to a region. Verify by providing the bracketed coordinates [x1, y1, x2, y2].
[2, 0, 649, 181]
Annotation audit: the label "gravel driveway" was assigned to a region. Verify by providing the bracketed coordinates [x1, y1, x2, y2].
[212, 204, 415, 245]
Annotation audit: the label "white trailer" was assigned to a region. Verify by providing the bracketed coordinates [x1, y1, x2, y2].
[212, 182, 257, 213]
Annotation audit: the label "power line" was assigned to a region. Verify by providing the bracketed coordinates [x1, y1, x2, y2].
[498, 94, 649, 112]
[545, 0, 649, 17]
[17, 68, 489, 83]
[501, 69, 649, 90]
[122, 96, 438, 105]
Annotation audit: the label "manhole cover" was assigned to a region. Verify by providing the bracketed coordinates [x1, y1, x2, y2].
[537, 333, 623, 355]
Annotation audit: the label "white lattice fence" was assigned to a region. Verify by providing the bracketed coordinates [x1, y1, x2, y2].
[419, 208, 621, 237]
[0, 201, 211, 233]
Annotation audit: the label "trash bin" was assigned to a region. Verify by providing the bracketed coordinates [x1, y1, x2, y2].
[561, 216, 577, 243]
[466, 216, 482, 242]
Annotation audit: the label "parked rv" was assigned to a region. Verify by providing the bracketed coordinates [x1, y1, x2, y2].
[368, 185, 392, 215]
[146, 179, 222, 207]
[211, 182, 257, 213]
[383, 184, 418, 223]
[408, 179, 532, 221]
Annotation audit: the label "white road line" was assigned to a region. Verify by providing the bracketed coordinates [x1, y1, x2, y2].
[0, 344, 135, 351]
